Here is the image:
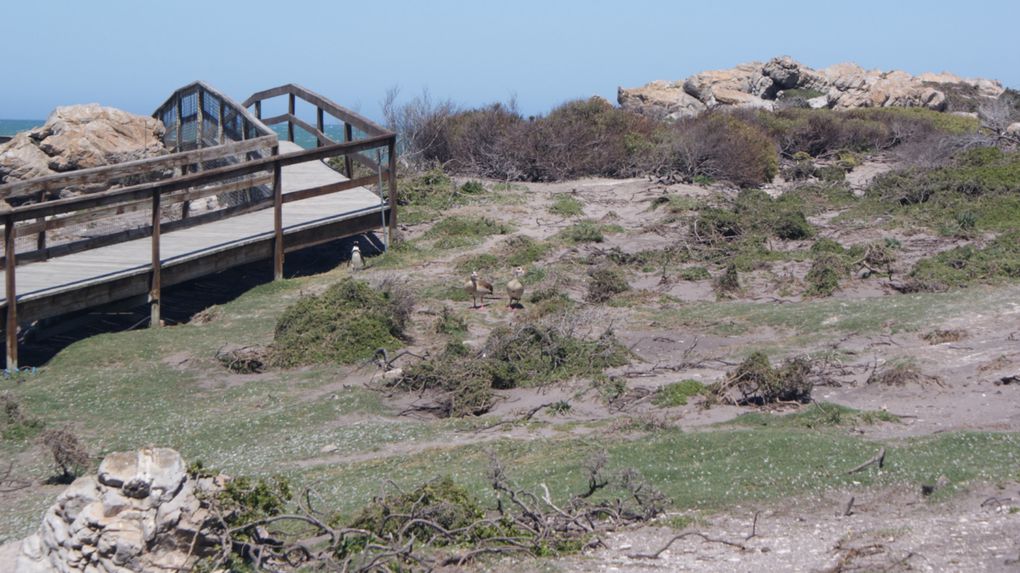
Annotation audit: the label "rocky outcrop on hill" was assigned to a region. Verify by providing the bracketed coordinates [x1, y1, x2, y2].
[619, 56, 1006, 119]
[14, 448, 223, 573]
[0, 105, 166, 197]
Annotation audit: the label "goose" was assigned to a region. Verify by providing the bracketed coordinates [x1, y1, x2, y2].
[349, 244, 364, 270]
[506, 266, 525, 309]
[464, 270, 493, 308]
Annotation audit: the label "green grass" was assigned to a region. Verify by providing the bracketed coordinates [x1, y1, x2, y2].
[300, 428, 1020, 520]
[644, 283, 1014, 340]
[548, 194, 584, 217]
[560, 220, 623, 244]
[728, 403, 899, 429]
[653, 380, 707, 407]
[909, 231, 1020, 290]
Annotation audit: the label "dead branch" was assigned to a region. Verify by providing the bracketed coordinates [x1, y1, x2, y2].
[847, 448, 886, 475]
[627, 531, 748, 559]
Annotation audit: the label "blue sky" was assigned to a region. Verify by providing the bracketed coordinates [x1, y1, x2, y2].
[3, 0, 1018, 120]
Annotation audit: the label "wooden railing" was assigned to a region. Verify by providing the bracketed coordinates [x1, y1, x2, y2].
[0, 82, 398, 369]
[242, 83, 396, 183]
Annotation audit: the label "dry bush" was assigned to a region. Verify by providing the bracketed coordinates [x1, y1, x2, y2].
[922, 328, 967, 345]
[711, 352, 812, 405]
[216, 345, 268, 374]
[657, 112, 778, 187]
[194, 455, 665, 571]
[40, 427, 90, 482]
[586, 266, 630, 303]
[867, 361, 943, 386]
[382, 87, 460, 172]
[396, 311, 629, 417]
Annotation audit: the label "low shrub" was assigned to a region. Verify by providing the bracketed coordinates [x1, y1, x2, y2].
[653, 380, 707, 407]
[549, 194, 585, 217]
[867, 360, 942, 386]
[713, 264, 741, 298]
[271, 278, 412, 367]
[586, 267, 630, 303]
[908, 231, 1020, 290]
[658, 112, 778, 188]
[562, 219, 617, 243]
[435, 305, 468, 336]
[712, 352, 812, 405]
[0, 392, 44, 441]
[40, 427, 90, 483]
[805, 253, 851, 297]
[396, 317, 629, 416]
[349, 477, 486, 544]
[679, 266, 711, 281]
[922, 328, 967, 345]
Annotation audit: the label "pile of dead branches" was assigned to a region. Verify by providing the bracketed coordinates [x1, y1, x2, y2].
[194, 452, 666, 572]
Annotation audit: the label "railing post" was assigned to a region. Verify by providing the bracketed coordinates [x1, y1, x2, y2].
[4, 214, 17, 370]
[254, 100, 262, 120]
[197, 90, 204, 148]
[387, 138, 398, 242]
[217, 96, 225, 144]
[150, 191, 161, 327]
[35, 189, 46, 254]
[287, 93, 295, 143]
[316, 107, 324, 148]
[343, 123, 354, 177]
[175, 93, 183, 152]
[272, 146, 284, 280]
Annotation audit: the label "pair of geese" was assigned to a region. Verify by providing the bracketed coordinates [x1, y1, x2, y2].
[465, 268, 524, 309]
[351, 243, 522, 309]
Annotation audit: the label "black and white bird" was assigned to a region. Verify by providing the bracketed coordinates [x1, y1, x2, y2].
[349, 244, 364, 270]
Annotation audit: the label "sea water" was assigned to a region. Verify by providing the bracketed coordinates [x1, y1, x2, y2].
[0, 119, 45, 137]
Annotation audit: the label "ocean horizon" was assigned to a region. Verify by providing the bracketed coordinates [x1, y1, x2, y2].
[0, 119, 348, 150]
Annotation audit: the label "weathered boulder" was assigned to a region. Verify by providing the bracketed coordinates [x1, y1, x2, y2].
[619, 56, 1006, 118]
[617, 81, 706, 119]
[0, 105, 166, 196]
[14, 448, 223, 573]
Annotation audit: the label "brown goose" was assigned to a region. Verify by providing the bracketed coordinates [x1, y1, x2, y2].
[506, 266, 525, 309]
[464, 270, 494, 308]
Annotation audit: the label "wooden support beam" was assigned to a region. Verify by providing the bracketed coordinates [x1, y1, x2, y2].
[4, 215, 17, 369]
[388, 138, 398, 240]
[150, 192, 161, 327]
[254, 100, 262, 120]
[288, 93, 295, 143]
[272, 146, 283, 280]
[344, 123, 354, 177]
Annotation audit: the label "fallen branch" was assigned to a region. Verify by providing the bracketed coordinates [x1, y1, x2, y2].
[847, 448, 886, 475]
[628, 531, 748, 559]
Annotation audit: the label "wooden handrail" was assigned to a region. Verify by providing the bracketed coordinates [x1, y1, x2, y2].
[243, 83, 393, 138]
[0, 135, 277, 199]
[260, 113, 332, 147]
[5, 133, 394, 223]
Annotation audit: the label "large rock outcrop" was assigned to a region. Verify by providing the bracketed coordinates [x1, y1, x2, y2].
[619, 56, 1006, 119]
[14, 448, 223, 573]
[0, 105, 166, 198]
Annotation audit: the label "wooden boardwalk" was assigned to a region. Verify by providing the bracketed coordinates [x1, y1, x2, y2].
[0, 142, 383, 307]
[0, 82, 398, 367]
